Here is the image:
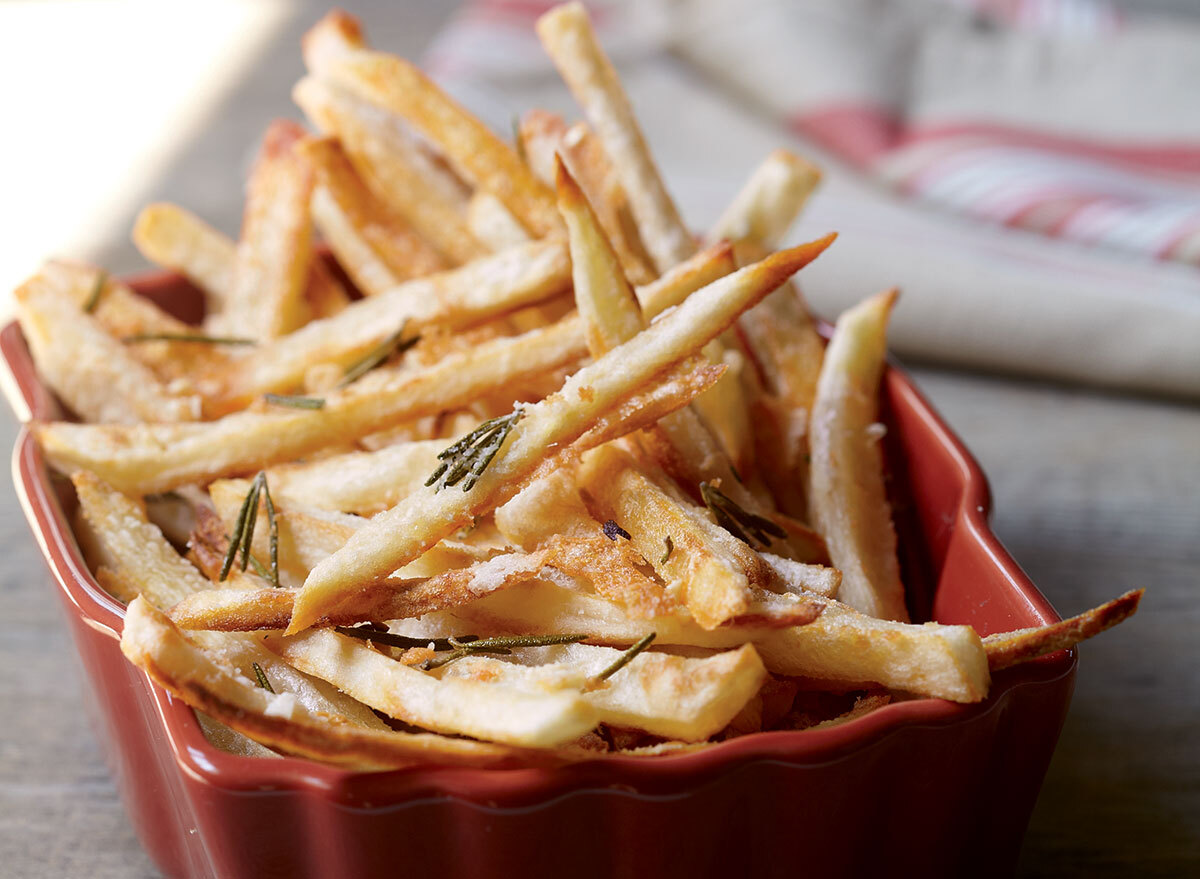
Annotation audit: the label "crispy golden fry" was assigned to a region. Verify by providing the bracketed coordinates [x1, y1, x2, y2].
[294, 76, 483, 265]
[440, 642, 767, 742]
[73, 472, 389, 728]
[289, 236, 835, 633]
[578, 443, 767, 629]
[216, 120, 314, 340]
[36, 314, 589, 494]
[132, 203, 351, 323]
[171, 548, 551, 632]
[984, 589, 1144, 671]
[300, 135, 445, 293]
[466, 191, 531, 252]
[300, 8, 365, 73]
[520, 110, 656, 284]
[133, 203, 236, 307]
[14, 273, 200, 423]
[537, 2, 693, 273]
[759, 553, 841, 599]
[204, 238, 572, 411]
[121, 596, 532, 769]
[266, 629, 598, 747]
[324, 51, 561, 238]
[808, 289, 908, 622]
[709, 149, 822, 248]
[430, 578, 987, 702]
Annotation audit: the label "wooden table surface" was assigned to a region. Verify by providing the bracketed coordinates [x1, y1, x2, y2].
[0, 3, 1196, 877]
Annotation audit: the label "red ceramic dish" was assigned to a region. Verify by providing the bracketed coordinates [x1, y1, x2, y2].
[3, 269, 1075, 879]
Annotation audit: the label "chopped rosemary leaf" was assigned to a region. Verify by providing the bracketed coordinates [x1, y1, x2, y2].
[699, 481, 787, 548]
[122, 332, 255, 345]
[590, 632, 656, 685]
[423, 633, 588, 670]
[425, 407, 524, 492]
[729, 463, 744, 484]
[660, 535, 673, 565]
[251, 661, 274, 693]
[335, 626, 466, 652]
[263, 393, 325, 409]
[339, 322, 420, 387]
[218, 472, 280, 587]
[83, 271, 107, 313]
[602, 519, 631, 541]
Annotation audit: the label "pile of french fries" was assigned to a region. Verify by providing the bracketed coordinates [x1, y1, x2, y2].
[14, 5, 1141, 770]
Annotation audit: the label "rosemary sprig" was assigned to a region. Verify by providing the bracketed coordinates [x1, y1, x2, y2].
[251, 661, 275, 693]
[424, 633, 588, 670]
[589, 632, 656, 686]
[263, 393, 325, 409]
[335, 626, 468, 652]
[425, 407, 524, 492]
[218, 472, 279, 587]
[339, 322, 420, 387]
[122, 332, 255, 345]
[660, 536, 673, 565]
[700, 481, 787, 548]
[603, 519, 631, 541]
[83, 271, 107, 313]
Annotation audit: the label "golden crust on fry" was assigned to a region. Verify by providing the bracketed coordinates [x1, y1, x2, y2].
[808, 288, 908, 622]
[983, 589, 1143, 671]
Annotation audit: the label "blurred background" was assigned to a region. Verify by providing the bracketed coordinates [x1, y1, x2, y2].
[0, 1, 1196, 877]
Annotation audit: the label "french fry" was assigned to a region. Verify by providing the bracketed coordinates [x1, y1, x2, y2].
[807, 289, 908, 622]
[170, 549, 551, 632]
[133, 203, 236, 308]
[300, 8, 365, 74]
[35, 313, 590, 494]
[289, 236, 835, 633]
[293, 76, 483, 265]
[709, 149, 822, 248]
[121, 596, 533, 769]
[214, 120, 314, 340]
[520, 110, 656, 284]
[300, 135, 445, 294]
[430, 578, 987, 702]
[204, 237, 572, 411]
[15, 273, 200, 423]
[983, 589, 1143, 671]
[265, 629, 599, 747]
[439, 642, 767, 742]
[323, 51, 561, 238]
[537, 2, 693, 273]
[578, 443, 766, 629]
[133, 203, 351, 323]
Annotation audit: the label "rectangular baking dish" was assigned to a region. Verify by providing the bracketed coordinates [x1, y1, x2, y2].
[2, 269, 1076, 879]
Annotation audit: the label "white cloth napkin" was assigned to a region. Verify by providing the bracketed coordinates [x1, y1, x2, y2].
[426, 0, 1200, 397]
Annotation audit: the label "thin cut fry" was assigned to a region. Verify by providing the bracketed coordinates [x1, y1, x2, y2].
[467, 191, 532, 252]
[324, 50, 561, 238]
[15, 273, 200, 423]
[439, 642, 767, 742]
[300, 135, 445, 293]
[294, 76, 484, 265]
[133, 203, 236, 307]
[983, 589, 1144, 671]
[808, 289, 908, 622]
[289, 236, 835, 633]
[709, 149, 822, 248]
[537, 2, 693, 272]
[214, 120, 314, 339]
